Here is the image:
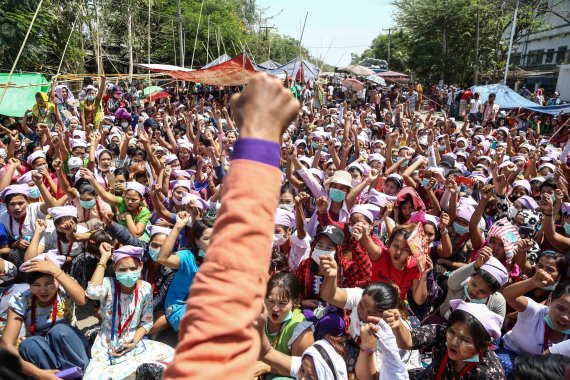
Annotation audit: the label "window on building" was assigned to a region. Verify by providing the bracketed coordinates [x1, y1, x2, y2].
[557, 46, 568, 64]
[545, 49, 555, 63]
[526, 49, 545, 66]
[511, 53, 521, 66]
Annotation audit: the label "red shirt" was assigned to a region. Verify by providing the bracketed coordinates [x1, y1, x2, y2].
[371, 247, 421, 300]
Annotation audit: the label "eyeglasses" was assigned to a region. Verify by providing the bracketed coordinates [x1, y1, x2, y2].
[446, 328, 475, 349]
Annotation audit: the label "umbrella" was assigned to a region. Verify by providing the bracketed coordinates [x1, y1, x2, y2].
[365, 74, 387, 86]
[145, 91, 171, 103]
[143, 86, 163, 97]
[338, 65, 375, 77]
[341, 78, 364, 92]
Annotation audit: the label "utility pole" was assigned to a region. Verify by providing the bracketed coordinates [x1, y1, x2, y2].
[504, 0, 520, 84]
[474, 1, 480, 85]
[382, 28, 394, 68]
[259, 25, 275, 39]
[178, 0, 184, 67]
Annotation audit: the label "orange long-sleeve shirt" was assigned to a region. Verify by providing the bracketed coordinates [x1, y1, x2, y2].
[164, 138, 281, 379]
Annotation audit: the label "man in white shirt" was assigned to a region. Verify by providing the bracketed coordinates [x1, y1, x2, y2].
[468, 92, 482, 123]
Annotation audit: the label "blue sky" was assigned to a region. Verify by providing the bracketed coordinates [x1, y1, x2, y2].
[256, 0, 396, 67]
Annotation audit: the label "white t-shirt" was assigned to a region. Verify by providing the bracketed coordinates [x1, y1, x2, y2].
[0, 202, 46, 240]
[549, 339, 570, 356]
[328, 85, 334, 96]
[39, 223, 89, 257]
[344, 288, 422, 370]
[469, 99, 481, 114]
[503, 298, 567, 354]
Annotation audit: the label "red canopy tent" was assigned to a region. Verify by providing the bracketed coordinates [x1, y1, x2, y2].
[139, 53, 257, 86]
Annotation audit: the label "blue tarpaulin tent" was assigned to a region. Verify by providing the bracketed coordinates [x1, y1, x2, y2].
[271, 57, 320, 83]
[470, 83, 570, 116]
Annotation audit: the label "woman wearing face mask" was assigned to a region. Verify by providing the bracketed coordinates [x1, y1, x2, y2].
[53, 84, 78, 122]
[436, 247, 508, 323]
[83, 170, 151, 239]
[79, 77, 105, 130]
[255, 273, 314, 379]
[497, 280, 570, 378]
[295, 225, 346, 340]
[32, 92, 57, 128]
[367, 224, 433, 307]
[53, 159, 112, 228]
[319, 255, 422, 372]
[151, 176, 193, 225]
[114, 108, 132, 131]
[296, 167, 353, 238]
[158, 212, 211, 332]
[103, 217, 175, 335]
[316, 198, 379, 288]
[0, 252, 90, 379]
[393, 300, 505, 380]
[26, 151, 60, 197]
[84, 244, 174, 379]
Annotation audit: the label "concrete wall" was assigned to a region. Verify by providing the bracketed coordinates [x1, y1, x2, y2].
[557, 64, 570, 101]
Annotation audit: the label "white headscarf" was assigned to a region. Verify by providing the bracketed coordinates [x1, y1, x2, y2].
[295, 340, 348, 380]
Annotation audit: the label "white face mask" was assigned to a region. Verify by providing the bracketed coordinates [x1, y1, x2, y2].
[279, 203, 294, 213]
[351, 179, 361, 188]
[507, 205, 520, 219]
[121, 121, 129, 128]
[273, 234, 286, 246]
[311, 248, 334, 265]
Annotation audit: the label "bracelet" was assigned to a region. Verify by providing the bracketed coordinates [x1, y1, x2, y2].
[54, 271, 64, 280]
[441, 228, 449, 235]
[97, 262, 107, 269]
[360, 347, 376, 355]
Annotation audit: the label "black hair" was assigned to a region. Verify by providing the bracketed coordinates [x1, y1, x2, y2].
[26, 141, 40, 156]
[447, 309, 492, 351]
[106, 143, 120, 156]
[280, 183, 296, 197]
[188, 216, 216, 263]
[126, 146, 137, 157]
[78, 182, 97, 196]
[4, 193, 28, 205]
[384, 177, 403, 190]
[113, 167, 130, 179]
[362, 282, 400, 311]
[551, 281, 570, 300]
[199, 134, 211, 147]
[86, 230, 113, 257]
[540, 180, 558, 192]
[425, 220, 441, 242]
[476, 268, 502, 293]
[513, 354, 570, 380]
[538, 252, 567, 283]
[26, 270, 53, 285]
[266, 272, 301, 307]
[132, 149, 147, 160]
[83, 77, 93, 86]
[54, 215, 78, 227]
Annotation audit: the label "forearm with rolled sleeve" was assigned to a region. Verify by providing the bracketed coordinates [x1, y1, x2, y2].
[164, 138, 281, 380]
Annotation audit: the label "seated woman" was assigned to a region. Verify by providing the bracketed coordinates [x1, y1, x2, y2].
[104, 216, 174, 334]
[295, 225, 346, 340]
[0, 251, 90, 378]
[497, 277, 570, 377]
[367, 224, 432, 307]
[158, 212, 210, 332]
[82, 168, 151, 241]
[256, 273, 314, 379]
[435, 247, 508, 323]
[393, 299, 505, 379]
[318, 254, 422, 371]
[84, 244, 174, 380]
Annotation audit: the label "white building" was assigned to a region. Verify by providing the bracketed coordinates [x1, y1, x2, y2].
[506, 0, 570, 99]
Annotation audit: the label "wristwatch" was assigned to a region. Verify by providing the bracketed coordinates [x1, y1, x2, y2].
[441, 228, 449, 235]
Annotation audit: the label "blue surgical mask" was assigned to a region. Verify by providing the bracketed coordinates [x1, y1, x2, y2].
[463, 284, 487, 304]
[116, 270, 140, 288]
[148, 248, 160, 262]
[544, 315, 570, 334]
[337, 136, 343, 142]
[400, 160, 409, 168]
[348, 226, 353, 235]
[421, 178, 430, 187]
[80, 199, 96, 209]
[453, 222, 469, 235]
[86, 95, 95, 102]
[329, 188, 346, 202]
[312, 142, 319, 149]
[198, 248, 206, 258]
[463, 353, 480, 363]
[439, 145, 446, 151]
[564, 223, 570, 235]
[283, 311, 293, 323]
[551, 194, 557, 203]
[29, 186, 40, 199]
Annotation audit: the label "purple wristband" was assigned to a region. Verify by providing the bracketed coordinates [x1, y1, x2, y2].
[232, 138, 281, 168]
